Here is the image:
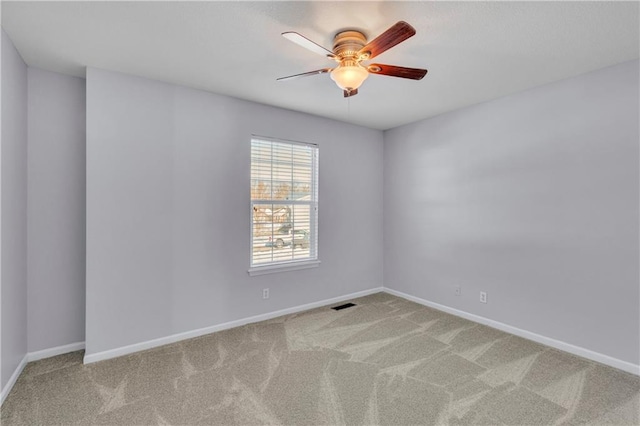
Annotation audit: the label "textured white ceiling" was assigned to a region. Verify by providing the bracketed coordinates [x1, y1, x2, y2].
[2, 1, 638, 130]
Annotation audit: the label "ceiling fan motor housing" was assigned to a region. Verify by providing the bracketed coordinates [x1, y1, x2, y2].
[333, 30, 367, 60]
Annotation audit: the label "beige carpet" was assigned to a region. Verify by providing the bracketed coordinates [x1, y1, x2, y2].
[1, 292, 639, 425]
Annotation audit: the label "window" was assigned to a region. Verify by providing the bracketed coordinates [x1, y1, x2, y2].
[250, 136, 319, 272]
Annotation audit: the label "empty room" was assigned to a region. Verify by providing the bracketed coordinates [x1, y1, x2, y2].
[1, 1, 639, 425]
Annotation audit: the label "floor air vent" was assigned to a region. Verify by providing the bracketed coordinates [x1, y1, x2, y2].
[332, 303, 356, 311]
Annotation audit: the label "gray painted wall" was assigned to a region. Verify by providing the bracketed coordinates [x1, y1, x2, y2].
[85, 67, 384, 356]
[27, 68, 86, 352]
[384, 60, 640, 365]
[1, 30, 28, 389]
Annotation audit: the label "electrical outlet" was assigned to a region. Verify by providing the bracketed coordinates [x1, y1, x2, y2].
[480, 291, 487, 303]
[263, 288, 270, 299]
[454, 286, 461, 296]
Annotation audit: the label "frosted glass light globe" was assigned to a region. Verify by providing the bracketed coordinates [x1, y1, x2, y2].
[330, 64, 369, 91]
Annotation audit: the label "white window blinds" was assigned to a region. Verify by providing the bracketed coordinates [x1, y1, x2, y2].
[250, 137, 319, 267]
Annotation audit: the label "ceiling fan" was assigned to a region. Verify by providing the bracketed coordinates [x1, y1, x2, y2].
[278, 21, 428, 98]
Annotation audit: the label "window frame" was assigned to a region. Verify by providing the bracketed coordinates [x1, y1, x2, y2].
[248, 136, 320, 275]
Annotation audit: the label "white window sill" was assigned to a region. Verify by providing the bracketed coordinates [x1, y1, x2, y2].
[248, 260, 321, 276]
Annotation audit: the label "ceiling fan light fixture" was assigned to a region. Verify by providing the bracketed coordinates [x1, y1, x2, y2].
[330, 62, 369, 91]
[279, 22, 426, 97]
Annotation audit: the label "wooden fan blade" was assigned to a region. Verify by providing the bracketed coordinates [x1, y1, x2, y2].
[282, 32, 335, 58]
[368, 64, 427, 80]
[343, 88, 358, 98]
[277, 68, 332, 82]
[358, 21, 416, 60]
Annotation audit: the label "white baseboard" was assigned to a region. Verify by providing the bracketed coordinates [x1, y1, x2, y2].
[383, 287, 640, 376]
[27, 341, 85, 362]
[84, 287, 384, 364]
[3, 285, 635, 407]
[1, 341, 87, 406]
[1, 355, 27, 406]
